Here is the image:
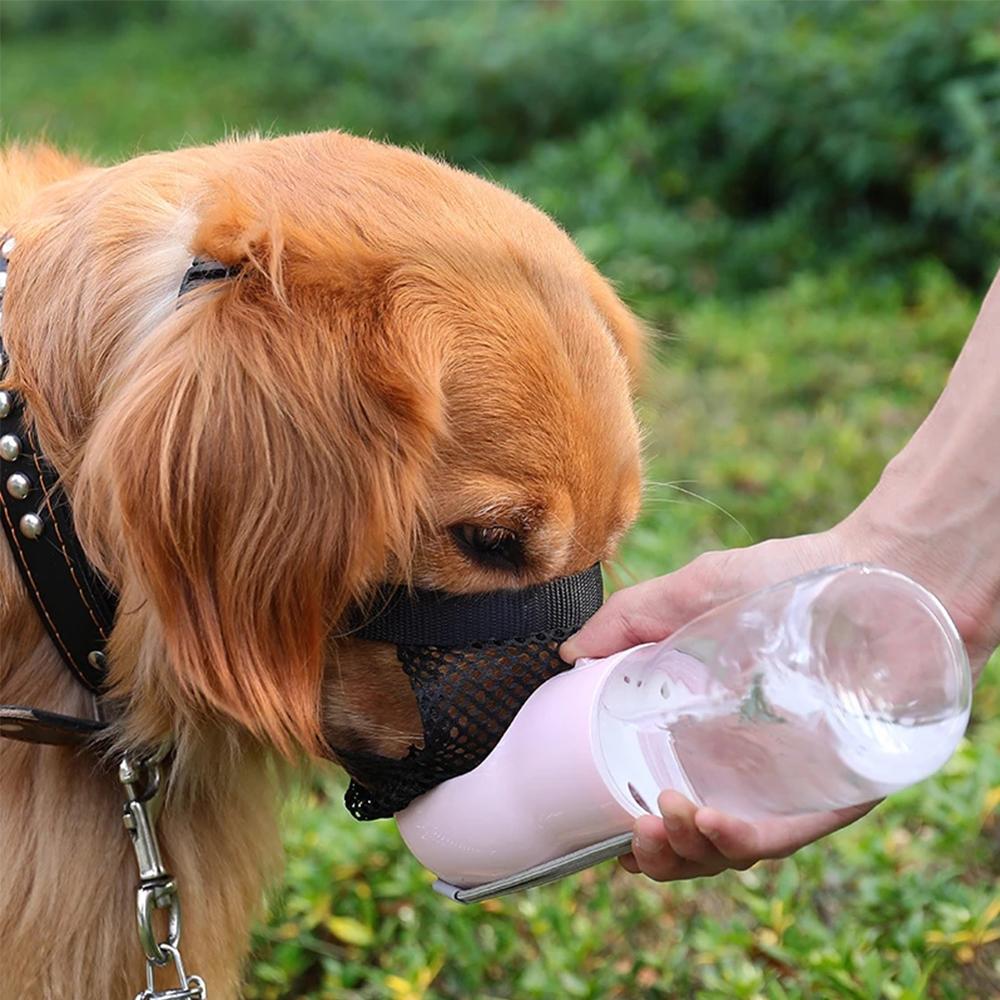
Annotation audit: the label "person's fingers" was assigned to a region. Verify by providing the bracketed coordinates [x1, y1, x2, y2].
[618, 851, 641, 874]
[622, 816, 729, 882]
[620, 796, 880, 883]
[654, 790, 731, 866]
[626, 814, 685, 880]
[619, 850, 728, 882]
[694, 800, 880, 863]
[624, 796, 732, 882]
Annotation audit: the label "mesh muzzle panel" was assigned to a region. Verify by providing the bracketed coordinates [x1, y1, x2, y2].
[337, 630, 574, 820]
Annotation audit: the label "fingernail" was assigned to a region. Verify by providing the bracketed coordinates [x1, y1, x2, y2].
[634, 833, 665, 856]
[662, 813, 683, 834]
[698, 822, 722, 842]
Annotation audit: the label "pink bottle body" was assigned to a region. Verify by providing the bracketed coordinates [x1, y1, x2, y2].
[395, 651, 639, 888]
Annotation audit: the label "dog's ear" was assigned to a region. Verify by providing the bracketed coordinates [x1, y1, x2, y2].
[76, 220, 442, 754]
[581, 264, 647, 383]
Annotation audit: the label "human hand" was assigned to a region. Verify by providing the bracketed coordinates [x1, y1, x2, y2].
[560, 531, 880, 882]
[619, 790, 877, 882]
[566, 265, 1000, 884]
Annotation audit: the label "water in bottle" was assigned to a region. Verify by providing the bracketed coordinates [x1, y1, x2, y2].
[595, 564, 972, 821]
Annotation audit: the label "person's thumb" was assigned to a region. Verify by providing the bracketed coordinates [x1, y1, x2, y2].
[560, 570, 702, 663]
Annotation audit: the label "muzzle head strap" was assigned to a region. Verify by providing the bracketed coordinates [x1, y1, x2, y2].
[177, 257, 243, 297]
[353, 562, 604, 647]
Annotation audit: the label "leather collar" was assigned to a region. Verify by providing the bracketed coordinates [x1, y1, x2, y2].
[0, 353, 118, 693]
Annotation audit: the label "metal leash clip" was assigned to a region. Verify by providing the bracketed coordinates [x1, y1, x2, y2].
[120, 748, 208, 999]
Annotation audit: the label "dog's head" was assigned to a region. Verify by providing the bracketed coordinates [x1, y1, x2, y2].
[5, 132, 643, 770]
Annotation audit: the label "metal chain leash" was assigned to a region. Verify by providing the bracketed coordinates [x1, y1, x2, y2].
[119, 748, 208, 1000]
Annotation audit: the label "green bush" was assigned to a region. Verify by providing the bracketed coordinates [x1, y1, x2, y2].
[197, 0, 1000, 299]
[3, 0, 998, 303]
[0, 0, 168, 34]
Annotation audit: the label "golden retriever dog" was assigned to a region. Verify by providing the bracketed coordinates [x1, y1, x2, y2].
[0, 131, 643, 999]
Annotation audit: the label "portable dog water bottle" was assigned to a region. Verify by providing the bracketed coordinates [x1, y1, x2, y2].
[395, 565, 972, 901]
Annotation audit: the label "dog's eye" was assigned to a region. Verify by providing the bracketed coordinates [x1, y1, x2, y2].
[450, 524, 524, 570]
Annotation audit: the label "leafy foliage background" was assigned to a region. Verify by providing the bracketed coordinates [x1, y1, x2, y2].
[2, 2, 998, 998]
[4, 0, 998, 307]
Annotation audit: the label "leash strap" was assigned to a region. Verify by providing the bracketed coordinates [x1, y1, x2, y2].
[0, 704, 107, 745]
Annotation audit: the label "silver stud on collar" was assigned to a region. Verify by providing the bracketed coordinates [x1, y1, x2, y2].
[1, 237, 15, 259]
[0, 272, 7, 293]
[6, 472, 30, 500]
[0, 392, 11, 419]
[19, 512, 44, 539]
[0, 434, 21, 461]
[87, 650, 107, 671]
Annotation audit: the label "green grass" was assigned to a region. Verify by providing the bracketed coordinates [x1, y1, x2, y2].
[0, 17, 267, 157]
[3, 10, 998, 999]
[623, 263, 978, 581]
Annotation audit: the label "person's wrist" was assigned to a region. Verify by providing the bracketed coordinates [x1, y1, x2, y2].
[831, 484, 1000, 677]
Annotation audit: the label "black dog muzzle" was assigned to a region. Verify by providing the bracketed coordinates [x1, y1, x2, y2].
[332, 563, 603, 820]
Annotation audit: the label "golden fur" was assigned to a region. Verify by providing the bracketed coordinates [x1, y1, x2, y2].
[0, 132, 643, 998]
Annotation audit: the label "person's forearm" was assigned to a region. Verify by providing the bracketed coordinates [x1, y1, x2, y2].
[836, 271, 1000, 671]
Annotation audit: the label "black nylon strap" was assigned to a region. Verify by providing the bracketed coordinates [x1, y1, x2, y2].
[353, 562, 604, 646]
[178, 257, 242, 296]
